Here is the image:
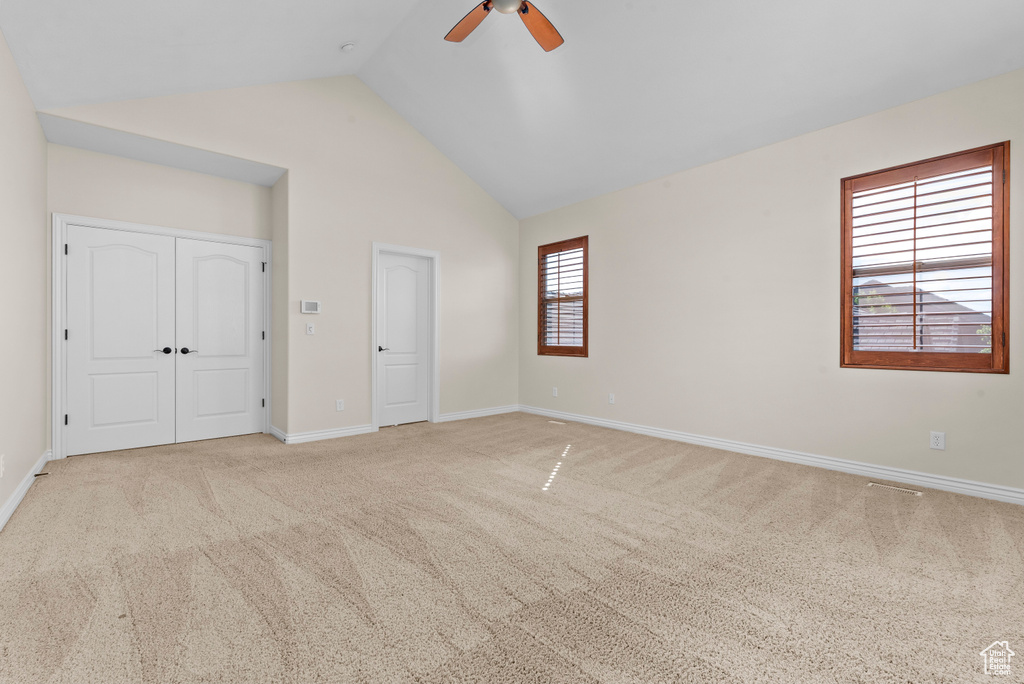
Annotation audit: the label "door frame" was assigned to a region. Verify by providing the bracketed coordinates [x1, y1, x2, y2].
[371, 242, 440, 430]
[51, 213, 273, 460]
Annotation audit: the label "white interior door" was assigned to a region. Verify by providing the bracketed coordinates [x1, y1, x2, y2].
[66, 226, 176, 455]
[376, 252, 430, 426]
[175, 239, 265, 443]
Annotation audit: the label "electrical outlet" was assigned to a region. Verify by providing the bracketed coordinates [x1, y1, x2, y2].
[552, 387, 558, 397]
[930, 431, 946, 450]
[306, 323, 315, 335]
[608, 393, 615, 404]
[336, 399, 345, 412]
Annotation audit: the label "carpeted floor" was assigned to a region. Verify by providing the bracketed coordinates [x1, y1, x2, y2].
[0, 413, 1021, 683]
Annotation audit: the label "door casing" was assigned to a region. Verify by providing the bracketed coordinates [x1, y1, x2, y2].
[51, 213, 272, 460]
[371, 242, 440, 431]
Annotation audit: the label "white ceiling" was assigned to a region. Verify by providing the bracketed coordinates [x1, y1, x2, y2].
[0, 0, 421, 107]
[4, 0, 1024, 218]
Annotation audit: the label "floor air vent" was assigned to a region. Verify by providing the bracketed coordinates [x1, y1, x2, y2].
[867, 482, 922, 496]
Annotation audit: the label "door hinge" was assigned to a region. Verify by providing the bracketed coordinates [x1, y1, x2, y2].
[64, 329, 68, 340]
[262, 331, 265, 340]
[262, 399, 265, 408]
[64, 244, 68, 255]
[1003, 169, 1007, 184]
[1002, 331, 1006, 346]
[262, 262, 266, 272]
[64, 414, 68, 426]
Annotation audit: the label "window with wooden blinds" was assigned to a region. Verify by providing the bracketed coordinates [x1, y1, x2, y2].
[538, 236, 588, 357]
[841, 142, 1009, 373]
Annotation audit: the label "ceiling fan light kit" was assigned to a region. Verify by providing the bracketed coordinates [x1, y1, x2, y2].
[491, 0, 523, 13]
[445, 0, 564, 52]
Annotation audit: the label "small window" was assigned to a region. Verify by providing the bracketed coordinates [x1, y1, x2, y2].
[841, 142, 1009, 373]
[538, 236, 588, 357]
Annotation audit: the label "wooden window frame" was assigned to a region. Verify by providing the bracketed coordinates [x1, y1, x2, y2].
[840, 142, 1010, 373]
[538, 236, 588, 357]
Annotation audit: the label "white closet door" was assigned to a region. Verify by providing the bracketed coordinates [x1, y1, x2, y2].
[376, 252, 430, 426]
[175, 239, 265, 443]
[66, 226, 176, 455]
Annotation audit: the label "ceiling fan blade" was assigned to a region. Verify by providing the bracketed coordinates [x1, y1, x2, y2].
[445, 2, 492, 42]
[519, 1, 564, 52]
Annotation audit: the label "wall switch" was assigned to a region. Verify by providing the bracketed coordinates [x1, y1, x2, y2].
[552, 387, 558, 397]
[608, 393, 615, 404]
[930, 431, 946, 450]
[306, 323, 315, 335]
[336, 400, 345, 412]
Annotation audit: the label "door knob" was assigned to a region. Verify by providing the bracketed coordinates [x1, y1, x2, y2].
[378, 346, 390, 352]
[153, 347, 173, 355]
[180, 347, 198, 354]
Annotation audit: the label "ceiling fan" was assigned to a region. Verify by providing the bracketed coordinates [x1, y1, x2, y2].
[445, 0, 564, 52]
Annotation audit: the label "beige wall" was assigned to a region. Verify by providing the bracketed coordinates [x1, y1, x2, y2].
[270, 172, 289, 429]
[0, 30, 48, 512]
[47, 145, 272, 240]
[520, 68, 1024, 491]
[24, 48, 1020, 494]
[47, 76, 521, 434]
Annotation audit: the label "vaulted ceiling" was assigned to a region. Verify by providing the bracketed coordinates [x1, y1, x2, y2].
[3, 0, 1024, 218]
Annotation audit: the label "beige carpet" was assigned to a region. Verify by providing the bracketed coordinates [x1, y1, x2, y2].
[0, 413, 1021, 683]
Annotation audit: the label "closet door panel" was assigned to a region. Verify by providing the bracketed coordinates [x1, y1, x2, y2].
[65, 226, 176, 455]
[176, 239, 265, 443]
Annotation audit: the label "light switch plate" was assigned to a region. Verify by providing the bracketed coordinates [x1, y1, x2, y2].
[306, 323, 315, 335]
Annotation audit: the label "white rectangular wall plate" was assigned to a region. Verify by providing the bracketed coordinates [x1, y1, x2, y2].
[300, 300, 321, 314]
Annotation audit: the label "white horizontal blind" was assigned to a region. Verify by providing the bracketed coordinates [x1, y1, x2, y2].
[850, 164, 994, 354]
[539, 240, 585, 350]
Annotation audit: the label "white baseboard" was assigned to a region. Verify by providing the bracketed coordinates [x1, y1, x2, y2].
[438, 405, 520, 422]
[519, 406, 1024, 506]
[269, 424, 375, 445]
[269, 405, 520, 444]
[0, 450, 53, 533]
[270, 405, 520, 443]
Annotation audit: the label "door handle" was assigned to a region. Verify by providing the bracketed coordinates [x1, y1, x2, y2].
[378, 346, 389, 352]
[153, 347, 173, 355]
[180, 347, 198, 354]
